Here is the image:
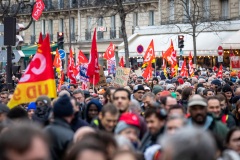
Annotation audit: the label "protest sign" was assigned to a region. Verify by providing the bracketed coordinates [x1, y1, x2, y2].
[114, 67, 131, 86]
[96, 66, 107, 87]
[135, 68, 143, 77]
[79, 64, 89, 82]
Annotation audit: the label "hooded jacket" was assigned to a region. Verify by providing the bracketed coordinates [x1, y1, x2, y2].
[85, 99, 103, 123]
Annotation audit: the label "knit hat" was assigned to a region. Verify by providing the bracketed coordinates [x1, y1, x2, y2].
[152, 77, 159, 83]
[178, 78, 184, 84]
[188, 95, 207, 108]
[230, 72, 237, 77]
[133, 85, 145, 93]
[36, 95, 51, 106]
[211, 79, 221, 87]
[86, 99, 103, 112]
[27, 102, 37, 111]
[53, 94, 74, 118]
[160, 91, 171, 97]
[166, 84, 175, 91]
[115, 112, 140, 134]
[171, 92, 177, 98]
[232, 96, 240, 104]
[152, 85, 164, 95]
[222, 84, 232, 93]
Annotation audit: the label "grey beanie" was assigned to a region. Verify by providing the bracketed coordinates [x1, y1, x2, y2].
[115, 121, 140, 135]
[152, 85, 164, 95]
[166, 84, 175, 91]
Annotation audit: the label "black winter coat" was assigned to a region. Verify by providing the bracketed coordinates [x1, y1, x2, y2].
[44, 118, 74, 160]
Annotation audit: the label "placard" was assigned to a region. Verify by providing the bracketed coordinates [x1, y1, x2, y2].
[114, 67, 131, 86]
[96, 66, 107, 87]
[135, 68, 142, 77]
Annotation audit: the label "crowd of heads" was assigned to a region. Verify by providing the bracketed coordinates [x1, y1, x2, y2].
[0, 68, 240, 160]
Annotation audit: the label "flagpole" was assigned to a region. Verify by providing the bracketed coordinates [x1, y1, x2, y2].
[93, 74, 95, 92]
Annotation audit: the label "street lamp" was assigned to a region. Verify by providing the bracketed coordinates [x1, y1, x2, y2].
[0, 0, 35, 90]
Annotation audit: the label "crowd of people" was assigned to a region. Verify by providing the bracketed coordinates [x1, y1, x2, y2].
[0, 68, 240, 160]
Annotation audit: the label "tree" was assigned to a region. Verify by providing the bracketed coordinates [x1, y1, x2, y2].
[92, 0, 142, 67]
[165, 0, 224, 65]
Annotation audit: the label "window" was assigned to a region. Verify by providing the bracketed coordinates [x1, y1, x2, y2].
[97, 17, 104, 39]
[203, 0, 210, 19]
[149, 11, 154, 26]
[169, 0, 175, 21]
[110, 15, 116, 39]
[183, 0, 190, 20]
[222, 0, 228, 19]
[133, 13, 138, 26]
[70, 17, 75, 41]
[87, 16, 92, 31]
[59, 19, 64, 32]
[97, 17, 103, 26]
[58, 0, 64, 9]
[31, 21, 35, 35]
[111, 15, 116, 28]
[48, 20, 53, 35]
[42, 20, 45, 35]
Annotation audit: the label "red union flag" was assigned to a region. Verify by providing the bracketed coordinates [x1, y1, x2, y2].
[32, 0, 45, 21]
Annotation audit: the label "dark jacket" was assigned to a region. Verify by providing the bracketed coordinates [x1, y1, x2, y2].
[32, 105, 52, 126]
[44, 118, 74, 160]
[188, 114, 229, 141]
[91, 117, 107, 131]
[219, 109, 237, 128]
[71, 112, 89, 132]
[85, 99, 103, 123]
[139, 126, 164, 152]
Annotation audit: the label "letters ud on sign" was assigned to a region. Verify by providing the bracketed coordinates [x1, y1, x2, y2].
[114, 67, 131, 87]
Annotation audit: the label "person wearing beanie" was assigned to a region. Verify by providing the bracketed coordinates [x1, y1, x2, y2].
[151, 77, 159, 88]
[32, 95, 52, 126]
[131, 85, 145, 106]
[222, 84, 233, 104]
[85, 99, 103, 123]
[211, 79, 221, 89]
[166, 84, 175, 92]
[44, 95, 74, 160]
[187, 95, 228, 141]
[115, 112, 140, 148]
[27, 102, 37, 120]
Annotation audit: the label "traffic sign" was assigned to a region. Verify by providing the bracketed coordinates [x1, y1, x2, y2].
[218, 56, 223, 62]
[218, 46, 223, 56]
[0, 50, 25, 62]
[58, 49, 66, 59]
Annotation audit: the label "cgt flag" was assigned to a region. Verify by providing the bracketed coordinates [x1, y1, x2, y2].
[142, 39, 155, 67]
[8, 34, 57, 109]
[32, 0, 45, 21]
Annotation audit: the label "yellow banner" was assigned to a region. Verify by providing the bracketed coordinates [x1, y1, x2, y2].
[8, 79, 57, 109]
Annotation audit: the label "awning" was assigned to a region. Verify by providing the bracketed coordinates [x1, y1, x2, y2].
[221, 30, 240, 49]
[22, 43, 58, 57]
[118, 31, 235, 57]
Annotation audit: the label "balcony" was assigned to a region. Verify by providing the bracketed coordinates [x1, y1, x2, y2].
[30, 35, 36, 44]
[97, 31, 104, 40]
[85, 30, 91, 40]
[110, 28, 116, 39]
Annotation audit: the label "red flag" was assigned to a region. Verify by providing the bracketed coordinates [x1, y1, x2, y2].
[103, 42, 115, 60]
[163, 40, 174, 60]
[142, 63, 152, 81]
[67, 49, 77, 84]
[53, 49, 62, 68]
[142, 40, 155, 67]
[87, 28, 100, 85]
[180, 59, 188, 77]
[77, 50, 88, 65]
[38, 32, 43, 44]
[189, 52, 194, 77]
[171, 63, 178, 77]
[8, 34, 57, 108]
[32, 0, 45, 21]
[217, 64, 223, 78]
[57, 71, 64, 91]
[119, 56, 124, 67]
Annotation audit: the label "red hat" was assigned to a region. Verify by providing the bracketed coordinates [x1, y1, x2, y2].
[160, 91, 171, 97]
[119, 112, 140, 128]
[178, 78, 184, 85]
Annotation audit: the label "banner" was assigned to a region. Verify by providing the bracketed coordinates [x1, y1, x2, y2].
[114, 67, 131, 86]
[32, 0, 45, 21]
[8, 34, 57, 109]
[231, 56, 240, 69]
[80, 64, 89, 82]
[96, 66, 107, 87]
[135, 68, 143, 77]
[107, 58, 116, 74]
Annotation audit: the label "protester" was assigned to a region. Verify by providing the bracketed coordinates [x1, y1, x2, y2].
[142, 92, 156, 111]
[113, 88, 131, 114]
[85, 99, 103, 124]
[27, 102, 37, 120]
[225, 127, 240, 155]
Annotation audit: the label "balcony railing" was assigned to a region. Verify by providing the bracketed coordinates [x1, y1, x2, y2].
[97, 31, 104, 40]
[110, 28, 116, 39]
[85, 30, 91, 40]
[30, 35, 36, 44]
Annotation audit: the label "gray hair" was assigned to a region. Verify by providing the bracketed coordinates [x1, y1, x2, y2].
[197, 87, 205, 95]
[115, 135, 134, 151]
[129, 99, 141, 112]
[72, 89, 84, 97]
[160, 126, 216, 160]
[142, 92, 155, 101]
